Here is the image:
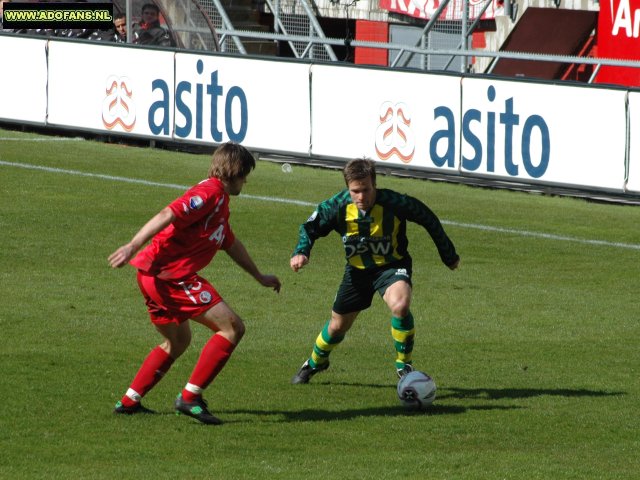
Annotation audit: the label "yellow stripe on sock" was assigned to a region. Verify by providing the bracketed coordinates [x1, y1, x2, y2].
[315, 332, 336, 352]
[311, 351, 329, 365]
[391, 327, 415, 343]
[396, 351, 412, 363]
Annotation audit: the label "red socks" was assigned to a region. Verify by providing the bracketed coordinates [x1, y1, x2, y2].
[121, 346, 174, 407]
[120, 335, 235, 406]
[181, 335, 236, 402]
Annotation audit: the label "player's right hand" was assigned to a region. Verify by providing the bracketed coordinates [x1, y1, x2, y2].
[290, 254, 309, 272]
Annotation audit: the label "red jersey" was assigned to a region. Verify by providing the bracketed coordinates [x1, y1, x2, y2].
[131, 177, 235, 280]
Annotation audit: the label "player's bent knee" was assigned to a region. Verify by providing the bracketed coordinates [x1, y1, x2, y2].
[162, 338, 190, 359]
[391, 301, 411, 318]
[233, 318, 246, 340]
[223, 316, 245, 344]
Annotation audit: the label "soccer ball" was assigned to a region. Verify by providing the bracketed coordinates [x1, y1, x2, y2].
[397, 371, 437, 409]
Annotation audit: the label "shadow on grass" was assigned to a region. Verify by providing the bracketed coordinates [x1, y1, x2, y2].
[223, 403, 522, 423]
[438, 387, 625, 401]
[219, 385, 623, 423]
[307, 382, 624, 400]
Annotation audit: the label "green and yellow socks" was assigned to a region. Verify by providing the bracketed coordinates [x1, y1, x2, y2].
[308, 320, 345, 368]
[391, 312, 415, 370]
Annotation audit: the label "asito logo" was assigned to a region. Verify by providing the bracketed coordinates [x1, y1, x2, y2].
[374, 101, 415, 163]
[102, 75, 136, 131]
[148, 59, 248, 142]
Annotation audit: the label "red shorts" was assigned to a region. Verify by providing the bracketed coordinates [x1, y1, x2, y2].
[136, 271, 223, 325]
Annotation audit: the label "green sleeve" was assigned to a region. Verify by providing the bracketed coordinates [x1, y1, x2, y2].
[394, 191, 459, 267]
[291, 193, 343, 258]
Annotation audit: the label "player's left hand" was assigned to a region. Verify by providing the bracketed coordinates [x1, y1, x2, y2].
[259, 274, 281, 293]
[108, 243, 136, 268]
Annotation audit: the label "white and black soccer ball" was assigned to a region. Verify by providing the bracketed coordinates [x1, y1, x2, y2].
[397, 371, 437, 409]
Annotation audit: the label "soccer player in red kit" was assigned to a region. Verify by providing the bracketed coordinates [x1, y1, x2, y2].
[108, 142, 281, 425]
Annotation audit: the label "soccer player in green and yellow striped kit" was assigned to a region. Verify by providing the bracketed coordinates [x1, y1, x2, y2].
[290, 158, 460, 384]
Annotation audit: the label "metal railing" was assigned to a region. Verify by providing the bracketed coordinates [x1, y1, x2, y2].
[3, 0, 625, 82]
[269, 0, 337, 61]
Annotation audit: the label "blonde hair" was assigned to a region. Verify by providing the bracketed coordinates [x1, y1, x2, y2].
[207, 142, 256, 181]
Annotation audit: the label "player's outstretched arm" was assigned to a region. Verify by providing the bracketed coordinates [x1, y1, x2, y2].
[108, 207, 175, 268]
[225, 238, 281, 293]
[290, 254, 309, 272]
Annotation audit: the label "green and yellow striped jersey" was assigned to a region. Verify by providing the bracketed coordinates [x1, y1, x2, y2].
[293, 188, 459, 270]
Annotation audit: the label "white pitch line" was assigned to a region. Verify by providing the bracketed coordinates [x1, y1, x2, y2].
[1, 159, 639, 251]
[445, 221, 640, 250]
[0, 160, 190, 190]
[0, 137, 84, 142]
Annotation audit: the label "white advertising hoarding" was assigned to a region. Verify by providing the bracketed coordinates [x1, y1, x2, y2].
[461, 78, 627, 191]
[626, 92, 640, 193]
[0, 36, 48, 124]
[1, 34, 634, 199]
[46, 42, 311, 153]
[311, 64, 462, 171]
[173, 54, 311, 154]
[47, 41, 175, 138]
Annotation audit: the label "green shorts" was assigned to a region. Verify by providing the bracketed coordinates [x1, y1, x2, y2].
[332, 257, 413, 315]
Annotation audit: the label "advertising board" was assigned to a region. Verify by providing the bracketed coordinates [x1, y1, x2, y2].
[595, 0, 640, 87]
[626, 91, 640, 192]
[311, 64, 462, 172]
[461, 78, 627, 191]
[173, 54, 311, 154]
[47, 41, 174, 138]
[0, 36, 48, 124]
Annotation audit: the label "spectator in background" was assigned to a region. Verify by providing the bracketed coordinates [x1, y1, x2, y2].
[113, 12, 127, 43]
[133, 3, 175, 47]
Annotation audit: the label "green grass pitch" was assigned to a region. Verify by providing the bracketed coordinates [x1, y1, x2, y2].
[0, 126, 639, 479]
